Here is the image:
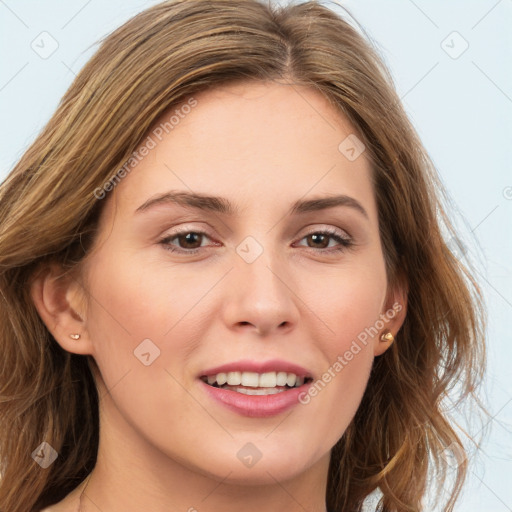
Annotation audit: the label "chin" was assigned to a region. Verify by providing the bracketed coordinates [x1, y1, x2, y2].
[185, 440, 318, 485]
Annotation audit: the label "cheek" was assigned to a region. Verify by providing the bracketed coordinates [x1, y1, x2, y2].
[82, 247, 219, 399]
[288, 259, 387, 447]
[82, 254, 214, 444]
[84, 249, 200, 341]
[315, 260, 387, 350]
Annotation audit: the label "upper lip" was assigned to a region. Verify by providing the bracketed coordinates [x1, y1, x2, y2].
[199, 359, 313, 379]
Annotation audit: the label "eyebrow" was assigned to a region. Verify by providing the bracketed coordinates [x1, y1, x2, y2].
[135, 190, 369, 219]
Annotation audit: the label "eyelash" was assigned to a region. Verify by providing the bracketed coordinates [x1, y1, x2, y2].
[158, 227, 354, 255]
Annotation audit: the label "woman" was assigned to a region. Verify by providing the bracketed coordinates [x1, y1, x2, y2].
[0, 1, 486, 511]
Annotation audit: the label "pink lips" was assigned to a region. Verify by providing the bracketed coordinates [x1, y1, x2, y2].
[198, 359, 313, 418]
[200, 381, 310, 417]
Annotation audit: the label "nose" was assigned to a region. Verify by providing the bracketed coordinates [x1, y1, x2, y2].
[221, 244, 300, 338]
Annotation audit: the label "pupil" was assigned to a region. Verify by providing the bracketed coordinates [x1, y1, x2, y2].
[309, 234, 327, 248]
[180, 232, 201, 248]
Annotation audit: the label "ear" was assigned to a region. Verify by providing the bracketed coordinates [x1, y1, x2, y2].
[30, 263, 93, 355]
[373, 277, 408, 357]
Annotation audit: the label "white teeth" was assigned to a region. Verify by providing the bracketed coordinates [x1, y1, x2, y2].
[204, 371, 307, 388]
[286, 373, 297, 387]
[259, 372, 277, 387]
[223, 386, 285, 395]
[227, 371, 241, 385]
[241, 372, 259, 387]
[276, 371, 288, 386]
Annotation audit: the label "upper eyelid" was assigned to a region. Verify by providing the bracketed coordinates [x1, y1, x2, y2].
[160, 225, 352, 244]
[161, 223, 351, 237]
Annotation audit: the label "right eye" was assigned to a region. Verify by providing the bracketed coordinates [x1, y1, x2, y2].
[159, 230, 218, 254]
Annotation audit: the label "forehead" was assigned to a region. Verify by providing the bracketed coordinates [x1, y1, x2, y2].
[107, 80, 375, 220]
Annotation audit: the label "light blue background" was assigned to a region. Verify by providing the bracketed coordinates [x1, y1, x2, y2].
[1, 1, 510, 510]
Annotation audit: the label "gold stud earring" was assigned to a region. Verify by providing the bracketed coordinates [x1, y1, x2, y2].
[380, 330, 394, 343]
[69, 333, 81, 340]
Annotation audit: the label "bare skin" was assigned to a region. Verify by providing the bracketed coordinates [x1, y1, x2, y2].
[33, 80, 406, 512]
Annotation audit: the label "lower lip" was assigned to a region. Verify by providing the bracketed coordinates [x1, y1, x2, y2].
[199, 380, 311, 418]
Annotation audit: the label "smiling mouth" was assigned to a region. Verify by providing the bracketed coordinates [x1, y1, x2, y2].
[200, 371, 313, 395]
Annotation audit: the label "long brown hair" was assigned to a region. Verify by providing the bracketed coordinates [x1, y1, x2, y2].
[0, 1, 486, 510]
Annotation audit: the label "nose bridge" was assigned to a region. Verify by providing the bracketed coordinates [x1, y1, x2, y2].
[223, 232, 299, 336]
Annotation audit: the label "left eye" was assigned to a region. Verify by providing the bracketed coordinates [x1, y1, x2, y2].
[159, 228, 353, 254]
[159, 231, 214, 254]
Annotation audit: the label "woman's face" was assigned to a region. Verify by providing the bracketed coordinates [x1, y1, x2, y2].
[67, 81, 404, 485]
